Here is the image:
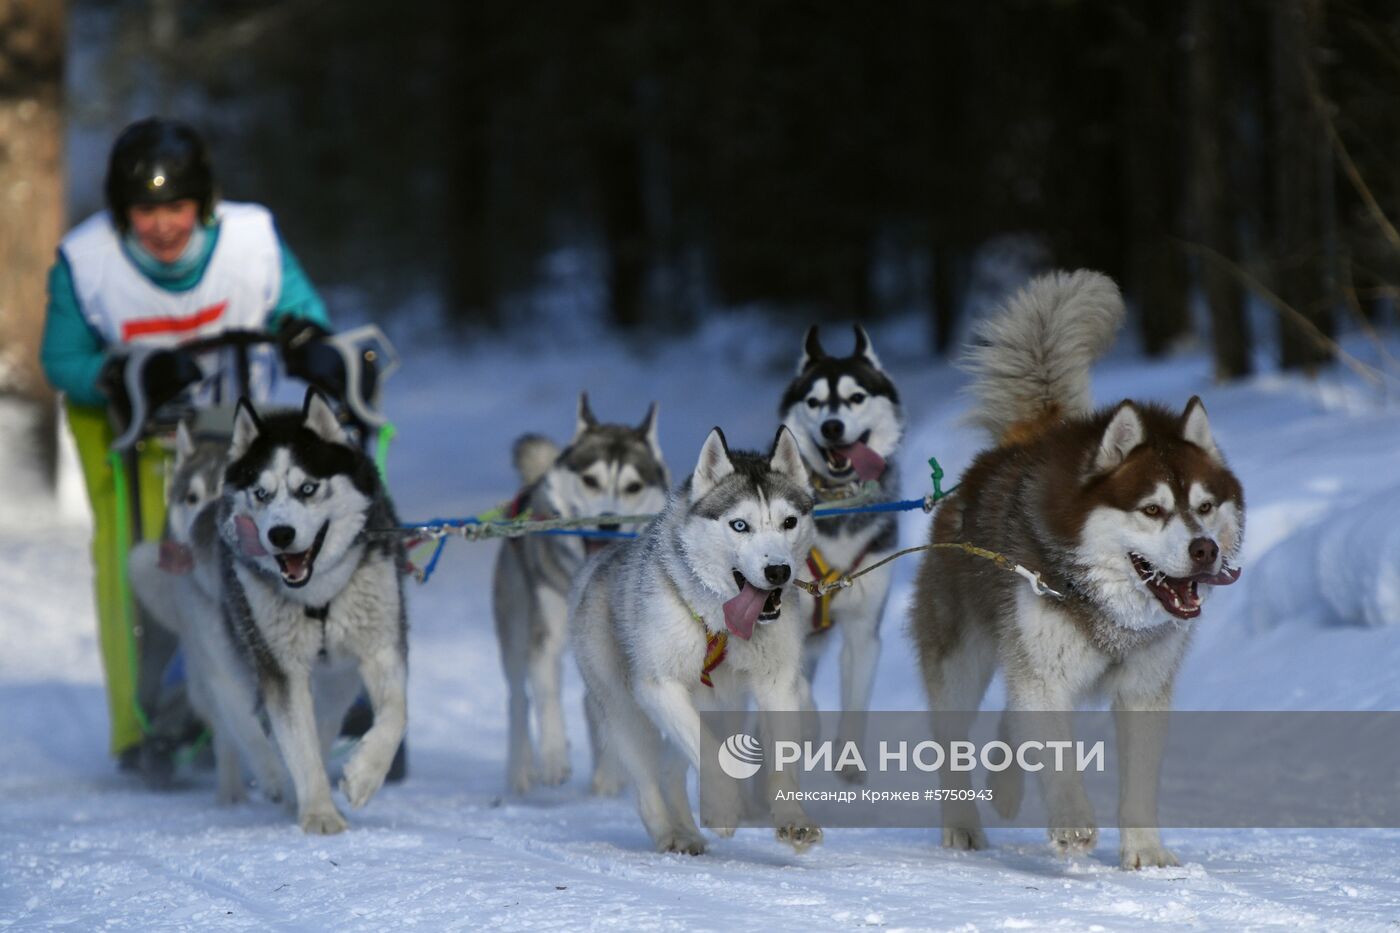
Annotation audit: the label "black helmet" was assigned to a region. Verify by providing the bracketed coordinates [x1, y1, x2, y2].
[104, 118, 216, 231]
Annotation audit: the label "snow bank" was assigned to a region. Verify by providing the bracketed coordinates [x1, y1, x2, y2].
[1249, 482, 1400, 631]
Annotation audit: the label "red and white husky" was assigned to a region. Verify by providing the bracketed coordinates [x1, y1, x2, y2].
[910, 270, 1245, 869]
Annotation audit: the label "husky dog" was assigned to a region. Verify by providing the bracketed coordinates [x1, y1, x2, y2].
[571, 426, 823, 855]
[909, 270, 1244, 869]
[779, 325, 903, 766]
[216, 389, 408, 834]
[129, 422, 287, 804]
[492, 393, 669, 795]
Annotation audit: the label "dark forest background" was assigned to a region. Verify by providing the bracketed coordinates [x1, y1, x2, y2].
[6, 0, 1400, 403]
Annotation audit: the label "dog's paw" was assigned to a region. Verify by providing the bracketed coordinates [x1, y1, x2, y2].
[1121, 842, 1179, 870]
[534, 752, 572, 788]
[1049, 825, 1099, 856]
[340, 757, 388, 809]
[508, 764, 533, 796]
[299, 805, 348, 835]
[215, 782, 247, 806]
[942, 825, 988, 851]
[590, 769, 624, 797]
[776, 820, 823, 853]
[1120, 829, 1179, 870]
[656, 828, 708, 856]
[987, 768, 1024, 820]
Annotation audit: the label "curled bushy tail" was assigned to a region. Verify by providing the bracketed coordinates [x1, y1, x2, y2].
[513, 433, 560, 485]
[963, 269, 1124, 442]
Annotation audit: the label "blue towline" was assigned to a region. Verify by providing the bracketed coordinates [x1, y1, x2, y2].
[404, 496, 936, 585]
[404, 457, 955, 584]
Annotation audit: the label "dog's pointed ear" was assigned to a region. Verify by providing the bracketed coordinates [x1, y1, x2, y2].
[769, 426, 809, 487]
[690, 427, 734, 502]
[798, 325, 826, 373]
[1180, 396, 1222, 463]
[637, 401, 662, 461]
[852, 323, 883, 370]
[229, 398, 261, 461]
[575, 392, 598, 440]
[1094, 401, 1145, 473]
[303, 388, 348, 445]
[174, 419, 196, 464]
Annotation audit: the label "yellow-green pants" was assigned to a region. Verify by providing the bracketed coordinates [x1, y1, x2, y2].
[67, 403, 171, 757]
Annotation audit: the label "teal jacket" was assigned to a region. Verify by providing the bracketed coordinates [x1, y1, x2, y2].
[40, 216, 330, 408]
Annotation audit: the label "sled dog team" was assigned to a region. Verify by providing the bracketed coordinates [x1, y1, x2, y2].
[134, 269, 1244, 870]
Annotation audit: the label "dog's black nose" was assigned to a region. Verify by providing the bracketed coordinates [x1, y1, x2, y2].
[268, 525, 297, 550]
[820, 419, 844, 441]
[598, 523, 620, 533]
[1189, 537, 1219, 570]
[764, 563, 791, 585]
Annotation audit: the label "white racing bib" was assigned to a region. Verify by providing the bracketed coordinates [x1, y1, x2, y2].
[61, 201, 284, 403]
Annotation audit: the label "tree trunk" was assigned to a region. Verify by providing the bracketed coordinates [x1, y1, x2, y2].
[1120, 1, 1190, 358]
[1272, 0, 1334, 371]
[0, 0, 64, 401]
[600, 125, 648, 331]
[1187, 0, 1252, 380]
[929, 245, 962, 356]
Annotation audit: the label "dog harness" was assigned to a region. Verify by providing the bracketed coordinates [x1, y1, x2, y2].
[306, 603, 330, 659]
[697, 613, 728, 688]
[805, 543, 876, 633]
[677, 597, 728, 688]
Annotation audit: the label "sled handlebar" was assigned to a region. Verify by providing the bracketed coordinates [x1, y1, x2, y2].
[108, 325, 400, 451]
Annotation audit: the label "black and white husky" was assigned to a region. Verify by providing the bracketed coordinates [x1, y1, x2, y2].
[491, 393, 669, 795]
[215, 389, 408, 834]
[571, 427, 823, 855]
[779, 325, 904, 767]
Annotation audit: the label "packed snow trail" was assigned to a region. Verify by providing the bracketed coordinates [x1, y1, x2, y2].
[3, 321, 1400, 931]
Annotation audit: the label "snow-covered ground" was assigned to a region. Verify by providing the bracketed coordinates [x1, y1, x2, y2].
[4, 316, 1400, 931]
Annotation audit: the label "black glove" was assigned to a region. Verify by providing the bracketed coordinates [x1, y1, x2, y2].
[277, 318, 347, 400]
[100, 347, 202, 426]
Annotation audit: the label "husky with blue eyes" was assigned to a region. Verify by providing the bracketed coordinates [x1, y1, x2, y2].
[570, 426, 824, 855]
[215, 388, 407, 835]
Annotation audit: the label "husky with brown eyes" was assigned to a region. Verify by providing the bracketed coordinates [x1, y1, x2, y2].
[910, 270, 1244, 870]
[492, 393, 669, 796]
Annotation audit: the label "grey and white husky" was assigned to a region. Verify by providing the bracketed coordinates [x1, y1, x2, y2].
[214, 389, 408, 834]
[779, 325, 904, 765]
[571, 426, 823, 855]
[492, 393, 669, 795]
[130, 421, 287, 805]
[909, 270, 1244, 868]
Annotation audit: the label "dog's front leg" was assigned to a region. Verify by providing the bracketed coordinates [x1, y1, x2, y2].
[635, 678, 741, 837]
[1114, 689, 1177, 869]
[529, 587, 572, 786]
[264, 668, 345, 834]
[1009, 594, 1106, 855]
[1007, 700, 1098, 856]
[340, 642, 408, 810]
[754, 677, 823, 853]
[834, 573, 890, 783]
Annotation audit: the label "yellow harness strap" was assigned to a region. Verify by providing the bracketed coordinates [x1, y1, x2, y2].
[806, 546, 844, 633]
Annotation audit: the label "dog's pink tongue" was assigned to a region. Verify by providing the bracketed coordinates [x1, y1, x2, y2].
[234, 514, 269, 558]
[1199, 564, 1243, 586]
[722, 584, 767, 640]
[835, 442, 885, 481]
[159, 539, 194, 575]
